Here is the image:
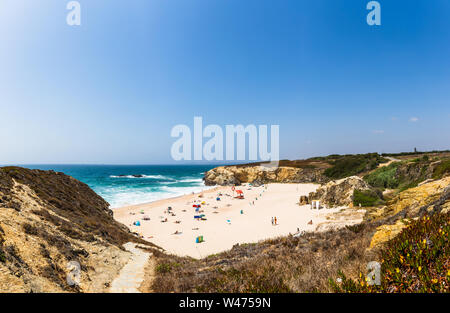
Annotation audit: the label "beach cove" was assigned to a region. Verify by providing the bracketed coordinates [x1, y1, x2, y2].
[113, 183, 349, 258]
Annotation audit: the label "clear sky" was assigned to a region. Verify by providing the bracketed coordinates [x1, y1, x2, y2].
[0, 0, 449, 164]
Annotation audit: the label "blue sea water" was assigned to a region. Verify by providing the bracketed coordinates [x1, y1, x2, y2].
[20, 165, 217, 208]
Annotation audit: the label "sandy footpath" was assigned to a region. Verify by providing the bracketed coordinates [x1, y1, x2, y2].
[109, 242, 151, 293]
[113, 183, 344, 259]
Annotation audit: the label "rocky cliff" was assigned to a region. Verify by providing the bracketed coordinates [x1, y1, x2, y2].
[368, 176, 450, 248]
[0, 167, 147, 292]
[368, 176, 450, 221]
[203, 165, 328, 186]
[306, 176, 374, 207]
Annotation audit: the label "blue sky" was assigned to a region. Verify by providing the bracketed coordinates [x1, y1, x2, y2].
[0, 0, 449, 164]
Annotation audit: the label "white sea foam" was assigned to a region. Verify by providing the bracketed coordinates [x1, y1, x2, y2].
[103, 184, 215, 208]
[177, 178, 203, 183]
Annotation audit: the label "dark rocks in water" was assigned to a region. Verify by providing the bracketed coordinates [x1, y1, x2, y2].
[117, 174, 144, 178]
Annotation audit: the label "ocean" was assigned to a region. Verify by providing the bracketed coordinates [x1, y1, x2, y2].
[21, 165, 217, 208]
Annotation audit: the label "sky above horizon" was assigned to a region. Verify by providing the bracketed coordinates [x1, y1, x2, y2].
[0, 0, 449, 164]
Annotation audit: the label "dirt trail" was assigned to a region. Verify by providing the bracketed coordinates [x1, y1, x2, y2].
[109, 242, 152, 293]
[377, 156, 400, 168]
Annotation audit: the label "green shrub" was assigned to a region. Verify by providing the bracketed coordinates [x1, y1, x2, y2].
[156, 262, 180, 274]
[330, 212, 450, 293]
[398, 180, 420, 192]
[353, 189, 383, 207]
[382, 150, 450, 157]
[324, 153, 388, 179]
[156, 263, 172, 273]
[433, 159, 450, 179]
[364, 163, 400, 189]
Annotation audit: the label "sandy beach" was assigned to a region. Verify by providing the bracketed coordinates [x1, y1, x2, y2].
[113, 183, 344, 258]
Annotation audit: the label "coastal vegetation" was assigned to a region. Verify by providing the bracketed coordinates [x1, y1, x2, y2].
[363, 155, 450, 191]
[433, 159, 450, 179]
[204, 153, 390, 186]
[148, 179, 449, 293]
[382, 149, 450, 158]
[1, 150, 449, 293]
[150, 152, 450, 293]
[330, 212, 449, 293]
[148, 223, 378, 293]
[352, 189, 384, 207]
[208, 151, 450, 191]
[363, 162, 401, 189]
[322, 153, 388, 179]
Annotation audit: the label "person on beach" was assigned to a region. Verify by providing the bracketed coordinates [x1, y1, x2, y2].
[271, 217, 274, 225]
[274, 217, 277, 225]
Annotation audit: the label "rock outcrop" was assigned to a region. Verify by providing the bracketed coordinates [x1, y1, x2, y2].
[368, 176, 450, 220]
[369, 219, 410, 249]
[368, 176, 450, 248]
[203, 165, 328, 186]
[299, 195, 309, 205]
[307, 176, 373, 207]
[0, 167, 149, 292]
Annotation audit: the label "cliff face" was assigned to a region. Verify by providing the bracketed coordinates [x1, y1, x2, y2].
[370, 176, 450, 221]
[0, 167, 145, 292]
[307, 176, 373, 207]
[203, 165, 328, 186]
[368, 176, 450, 248]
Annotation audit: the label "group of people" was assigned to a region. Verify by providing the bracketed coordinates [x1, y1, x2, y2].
[271, 216, 278, 226]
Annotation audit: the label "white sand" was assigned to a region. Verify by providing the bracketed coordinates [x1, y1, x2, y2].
[113, 183, 342, 259]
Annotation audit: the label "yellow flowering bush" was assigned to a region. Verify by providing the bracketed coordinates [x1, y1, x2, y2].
[330, 212, 449, 293]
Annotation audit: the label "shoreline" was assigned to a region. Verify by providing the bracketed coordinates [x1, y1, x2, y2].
[113, 183, 360, 259]
[111, 185, 220, 210]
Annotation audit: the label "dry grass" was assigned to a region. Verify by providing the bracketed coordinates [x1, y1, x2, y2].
[145, 183, 450, 293]
[145, 222, 383, 293]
